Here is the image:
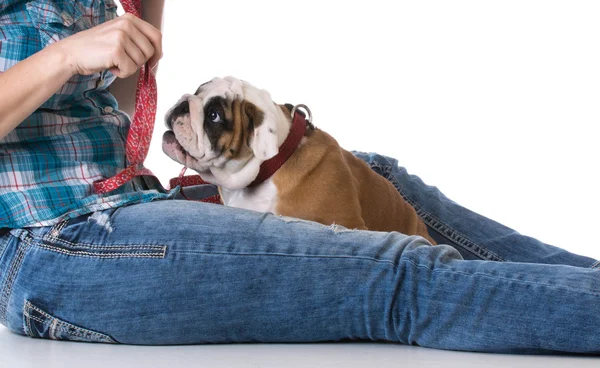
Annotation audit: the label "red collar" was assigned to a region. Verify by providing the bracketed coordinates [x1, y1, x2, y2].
[170, 109, 308, 200]
[248, 110, 307, 187]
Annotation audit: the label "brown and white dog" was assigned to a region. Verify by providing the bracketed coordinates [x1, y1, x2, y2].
[162, 77, 435, 244]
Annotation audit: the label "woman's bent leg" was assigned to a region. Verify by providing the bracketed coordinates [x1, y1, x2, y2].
[1, 200, 600, 353]
[353, 151, 599, 267]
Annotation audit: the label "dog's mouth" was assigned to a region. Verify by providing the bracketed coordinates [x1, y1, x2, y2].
[162, 130, 207, 170]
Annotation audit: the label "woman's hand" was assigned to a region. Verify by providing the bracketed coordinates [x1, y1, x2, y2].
[54, 13, 162, 78]
[0, 13, 163, 139]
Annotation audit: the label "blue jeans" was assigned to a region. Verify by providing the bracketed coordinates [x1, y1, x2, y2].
[1, 152, 599, 353]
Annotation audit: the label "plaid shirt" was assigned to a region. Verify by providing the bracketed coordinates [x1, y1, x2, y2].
[0, 0, 175, 228]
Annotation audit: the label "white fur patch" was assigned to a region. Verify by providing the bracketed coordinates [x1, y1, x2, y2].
[220, 178, 279, 213]
[187, 95, 205, 157]
[240, 83, 282, 160]
[201, 77, 244, 105]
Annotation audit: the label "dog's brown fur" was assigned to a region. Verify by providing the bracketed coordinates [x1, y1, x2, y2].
[216, 100, 263, 160]
[271, 112, 436, 244]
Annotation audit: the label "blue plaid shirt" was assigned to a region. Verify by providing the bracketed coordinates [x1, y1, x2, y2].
[0, 0, 175, 228]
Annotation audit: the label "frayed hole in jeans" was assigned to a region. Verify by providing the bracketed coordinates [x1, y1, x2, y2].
[275, 215, 358, 233]
[88, 212, 114, 233]
[330, 223, 357, 233]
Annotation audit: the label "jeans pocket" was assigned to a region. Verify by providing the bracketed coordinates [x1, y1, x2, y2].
[23, 300, 117, 343]
[39, 214, 166, 259]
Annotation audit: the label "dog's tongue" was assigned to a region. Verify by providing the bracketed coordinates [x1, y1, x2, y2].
[161, 131, 189, 163]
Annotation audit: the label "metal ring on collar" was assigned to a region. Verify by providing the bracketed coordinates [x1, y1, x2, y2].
[290, 104, 312, 123]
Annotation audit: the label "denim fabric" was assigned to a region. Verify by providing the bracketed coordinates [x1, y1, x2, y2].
[1, 153, 599, 353]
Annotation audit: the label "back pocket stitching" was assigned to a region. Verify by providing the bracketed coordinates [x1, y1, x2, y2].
[36, 242, 166, 259]
[43, 225, 166, 252]
[48, 236, 167, 251]
[33, 226, 167, 259]
[24, 301, 117, 343]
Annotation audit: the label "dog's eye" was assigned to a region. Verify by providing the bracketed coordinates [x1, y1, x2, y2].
[208, 109, 221, 123]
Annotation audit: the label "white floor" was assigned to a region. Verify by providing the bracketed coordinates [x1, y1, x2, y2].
[1, 326, 599, 368]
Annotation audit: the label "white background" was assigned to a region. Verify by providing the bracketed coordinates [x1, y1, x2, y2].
[139, 1, 599, 259]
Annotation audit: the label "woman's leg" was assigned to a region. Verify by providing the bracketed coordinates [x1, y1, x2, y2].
[1, 200, 600, 353]
[353, 151, 599, 267]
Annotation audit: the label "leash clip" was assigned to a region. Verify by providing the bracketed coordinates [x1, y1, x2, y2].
[290, 104, 312, 123]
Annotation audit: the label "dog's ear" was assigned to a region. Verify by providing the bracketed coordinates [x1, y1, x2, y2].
[243, 101, 279, 160]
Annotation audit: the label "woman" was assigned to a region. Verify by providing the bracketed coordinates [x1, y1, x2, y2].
[1, 0, 599, 353]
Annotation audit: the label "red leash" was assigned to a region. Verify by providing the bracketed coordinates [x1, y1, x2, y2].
[93, 0, 156, 194]
[92, 1, 219, 204]
[169, 167, 222, 204]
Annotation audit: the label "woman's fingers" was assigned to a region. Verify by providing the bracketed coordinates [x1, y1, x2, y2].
[126, 15, 163, 68]
[112, 47, 138, 78]
[117, 15, 157, 67]
[109, 16, 162, 77]
[122, 38, 147, 71]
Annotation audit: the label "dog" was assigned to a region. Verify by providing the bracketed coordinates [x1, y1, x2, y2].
[162, 77, 436, 244]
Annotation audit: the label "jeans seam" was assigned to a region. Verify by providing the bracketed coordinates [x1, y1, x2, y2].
[371, 161, 505, 262]
[590, 260, 600, 269]
[45, 220, 69, 240]
[0, 234, 33, 325]
[25, 309, 36, 337]
[0, 235, 9, 262]
[171, 249, 401, 267]
[26, 314, 45, 326]
[401, 257, 600, 298]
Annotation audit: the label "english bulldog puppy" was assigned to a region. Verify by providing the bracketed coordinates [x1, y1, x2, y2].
[162, 77, 435, 244]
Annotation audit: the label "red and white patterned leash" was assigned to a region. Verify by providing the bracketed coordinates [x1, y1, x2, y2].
[93, 1, 220, 203]
[93, 0, 156, 194]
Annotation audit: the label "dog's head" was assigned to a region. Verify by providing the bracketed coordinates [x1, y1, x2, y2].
[162, 77, 291, 188]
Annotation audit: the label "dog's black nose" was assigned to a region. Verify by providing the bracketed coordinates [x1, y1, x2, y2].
[165, 100, 190, 130]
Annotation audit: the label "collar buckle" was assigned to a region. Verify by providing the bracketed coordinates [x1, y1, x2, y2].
[290, 104, 312, 124]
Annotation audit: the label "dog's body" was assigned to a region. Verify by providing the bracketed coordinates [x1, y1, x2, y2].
[163, 77, 435, 244]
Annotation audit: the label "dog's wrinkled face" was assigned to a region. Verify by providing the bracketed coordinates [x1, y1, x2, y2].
[162, 77, 285, 178]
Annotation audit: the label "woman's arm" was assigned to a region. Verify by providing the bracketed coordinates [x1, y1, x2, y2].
[0, 14, 162, 140]
[142, 0, 166, 33]
[110, 0, 166, 118]
[0, 45, 74, 140]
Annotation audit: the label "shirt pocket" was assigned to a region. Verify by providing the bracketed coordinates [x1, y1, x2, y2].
[26, 1, 85, 39]
[23, 300, 118, 343]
